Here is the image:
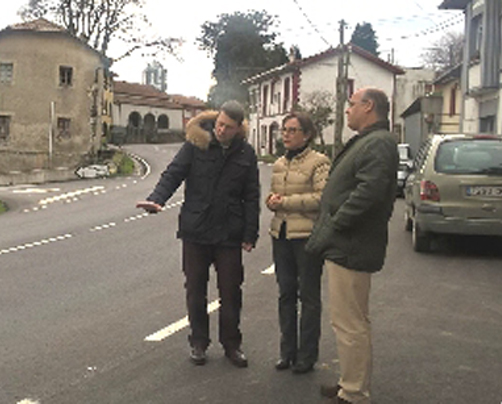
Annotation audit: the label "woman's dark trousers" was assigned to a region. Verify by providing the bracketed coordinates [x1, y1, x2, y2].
[182, 241, 244, 351]
[273, 237, 322, 365]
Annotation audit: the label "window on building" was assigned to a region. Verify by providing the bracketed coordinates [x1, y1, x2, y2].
[469, 15, 482, 61]
[57, 118, 71, 140]
[158, 114, 169, 129]
[347, 79, 354, 98]
[283, 78, 290, 113]
[59, 66, 73, 86]
[262, 85, 268, 116]
[0, 115, 10, 143]
[0, 63, 13, 84]
[479, 115, 495, 133]
[449, 85, 457, 117]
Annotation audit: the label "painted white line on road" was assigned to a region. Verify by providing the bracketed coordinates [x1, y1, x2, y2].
[38, 186, 104, 206]
[89, 222, 116, 232]
[145, 300, 221, 342]
[0, 234, 72, 256]
[124, 200, 184, 223]
[17, 399, 40, 404]
[261, 264, 275, 275]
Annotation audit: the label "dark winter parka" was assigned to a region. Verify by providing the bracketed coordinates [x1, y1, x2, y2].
[305, 122, 398, 272]
[146, 111, 260, 247]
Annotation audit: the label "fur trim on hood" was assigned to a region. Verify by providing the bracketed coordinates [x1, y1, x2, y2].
[185, 110, 249, 150]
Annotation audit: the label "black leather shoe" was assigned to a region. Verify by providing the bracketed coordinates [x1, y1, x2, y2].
[334, 397, 351, 404]
[320, 384, 341, 398]
[291, 361, 314, 374]
[275, 358, 292, 370]
[225, 348, 248, 368]
[189, 346, 206, 366]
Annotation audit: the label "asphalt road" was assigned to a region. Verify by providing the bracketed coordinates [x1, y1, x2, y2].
[1, 143, 501, 404]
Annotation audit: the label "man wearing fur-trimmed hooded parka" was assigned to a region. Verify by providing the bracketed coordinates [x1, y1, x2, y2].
[136, 100, 260, 368]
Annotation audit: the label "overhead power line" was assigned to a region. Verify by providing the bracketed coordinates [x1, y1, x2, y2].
[291, 0, 331, 47]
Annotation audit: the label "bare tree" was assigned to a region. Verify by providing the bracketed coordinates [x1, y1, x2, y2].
[19, 0, 181, 61]
[421, 31, 464, 73]
[297, 91, 335, 153]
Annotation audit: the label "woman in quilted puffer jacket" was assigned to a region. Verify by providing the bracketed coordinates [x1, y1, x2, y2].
[266, 111, 330, 374]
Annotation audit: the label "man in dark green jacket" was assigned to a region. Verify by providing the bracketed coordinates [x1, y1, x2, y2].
[306, 88, 398, 404]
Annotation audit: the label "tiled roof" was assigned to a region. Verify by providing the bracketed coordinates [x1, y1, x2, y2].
[243, 44, 404, 85]
[7, 18, 66, 33]
[296, 45, 405, 75]
[2, 18, 110, 64]
[113, 81, 182, 109]
[170, 94, 206, 108]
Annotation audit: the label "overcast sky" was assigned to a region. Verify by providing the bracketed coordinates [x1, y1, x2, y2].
[1, 0, 464, 100]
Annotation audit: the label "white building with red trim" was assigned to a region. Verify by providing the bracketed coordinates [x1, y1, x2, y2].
[243, 45, 404, 156]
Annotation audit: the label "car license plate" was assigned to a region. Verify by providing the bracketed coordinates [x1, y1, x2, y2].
[465, 186, 502, 197]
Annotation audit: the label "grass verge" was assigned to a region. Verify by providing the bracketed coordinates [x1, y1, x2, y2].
[0, 200, 8, 214]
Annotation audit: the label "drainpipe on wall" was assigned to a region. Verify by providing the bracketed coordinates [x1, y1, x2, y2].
[49, 101, 55, 169]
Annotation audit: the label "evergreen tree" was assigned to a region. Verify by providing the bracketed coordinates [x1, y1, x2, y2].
[198, 10, 288, 107]
[351, 22, 379, 57]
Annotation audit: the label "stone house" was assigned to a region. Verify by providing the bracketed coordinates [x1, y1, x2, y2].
[242, 44, 404, 156]
[0, 18, 111, 179]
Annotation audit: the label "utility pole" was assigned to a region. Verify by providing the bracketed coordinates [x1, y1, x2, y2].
[333, 19, 349, 158]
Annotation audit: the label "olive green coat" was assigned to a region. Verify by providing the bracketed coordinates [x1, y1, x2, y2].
[305, 128, 398, 272]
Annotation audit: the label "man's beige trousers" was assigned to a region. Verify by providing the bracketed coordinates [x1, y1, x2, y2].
[326, 260, 372, 404]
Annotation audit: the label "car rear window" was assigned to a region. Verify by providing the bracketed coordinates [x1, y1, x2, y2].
[435, 139, 502, 174]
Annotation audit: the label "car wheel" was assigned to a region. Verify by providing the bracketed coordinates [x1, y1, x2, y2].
[412, 220, 432, 252]
[404, 209, 412, 232]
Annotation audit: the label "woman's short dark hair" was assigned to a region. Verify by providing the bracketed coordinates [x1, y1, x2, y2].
[282, 111, 317, 142]
[220, 100, 245, 125]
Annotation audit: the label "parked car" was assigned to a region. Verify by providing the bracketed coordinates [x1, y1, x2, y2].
[398, 143, 412, 161]
[404, 134, 502, 252]
[397, 143, 413, 196]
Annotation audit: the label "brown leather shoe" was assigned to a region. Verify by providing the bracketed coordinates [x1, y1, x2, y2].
[225, 348, 248, 368]
[320, 383, 341, 398]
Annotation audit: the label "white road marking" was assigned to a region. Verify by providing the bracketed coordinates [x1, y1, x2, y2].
[89, 222, 117, 232]
[144, 261, 275, 342]
[13, 187, 60, 194]
[145, 300, 221, 342]
[124, 200, 183, 223]
[0, 234, 72, 256]
[38, 186, 104, 206]
[17, 399, 40, 404]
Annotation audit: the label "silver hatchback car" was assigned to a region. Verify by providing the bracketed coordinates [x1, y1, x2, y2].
[404, 134, 502, 252]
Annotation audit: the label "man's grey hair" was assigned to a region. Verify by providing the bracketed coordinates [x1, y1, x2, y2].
[361, 87, 390, 121]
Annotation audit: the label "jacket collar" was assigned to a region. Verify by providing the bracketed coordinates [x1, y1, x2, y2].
[332, 120, 389, 166]
[185, 110, 249, 150]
